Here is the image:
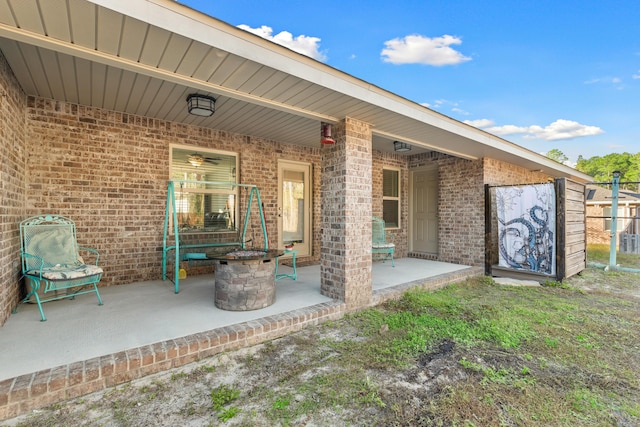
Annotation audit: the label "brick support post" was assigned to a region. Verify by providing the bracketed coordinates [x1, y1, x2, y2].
[320, 117, 372, 309]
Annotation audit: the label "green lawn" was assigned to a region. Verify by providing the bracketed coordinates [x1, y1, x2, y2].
[587, 243, 640, 269]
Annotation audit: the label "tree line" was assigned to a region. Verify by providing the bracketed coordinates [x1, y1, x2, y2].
[546, 149, 640, 191]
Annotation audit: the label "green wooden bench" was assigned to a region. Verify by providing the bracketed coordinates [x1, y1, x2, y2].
[372, 216, 395, 267]
[15, 215, 104, 321]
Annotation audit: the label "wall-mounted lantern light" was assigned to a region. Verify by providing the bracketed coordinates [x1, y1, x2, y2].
[393, 141, 411, 152]
[187, 94, 216, 117]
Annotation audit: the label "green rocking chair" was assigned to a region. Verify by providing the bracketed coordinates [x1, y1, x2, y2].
[16, 215, 104, 321]
[372, 216, 395, 267]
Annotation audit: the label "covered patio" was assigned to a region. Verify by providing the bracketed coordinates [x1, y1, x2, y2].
[0, 259, 480, 419]
[0, 0, 590, 420]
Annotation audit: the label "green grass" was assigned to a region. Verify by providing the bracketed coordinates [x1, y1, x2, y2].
[588, 243, 640, 269]
[217, 273, 638, 426]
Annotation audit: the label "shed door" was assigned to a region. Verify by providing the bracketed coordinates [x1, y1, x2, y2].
[411, 168, 439, 253]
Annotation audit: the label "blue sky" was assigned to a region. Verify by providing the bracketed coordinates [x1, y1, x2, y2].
[179, 0, 640, 164]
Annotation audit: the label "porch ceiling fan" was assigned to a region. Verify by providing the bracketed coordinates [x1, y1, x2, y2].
[187, 153, 220, 167]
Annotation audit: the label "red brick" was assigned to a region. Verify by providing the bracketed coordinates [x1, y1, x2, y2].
[10, 374, 32, 401]
[126, 348, 142, 369]
[113, 351, 128, 374]
[84, 358, 101, 381]
[99, 355, 115, 378]
[31, 371, 50, 397]
[140, 345, 155, 366]
[151, 343, 167, 363]
[0, 379, 14, 406]
[185, 335, 200, 353]
[165, 342, 179, 359]
[68, 362, 84, 386]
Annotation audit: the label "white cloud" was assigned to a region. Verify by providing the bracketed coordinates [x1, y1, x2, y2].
[523, 120, 604, 140]
[484, 124, 533, 136]
[470, 118, 604, 141]
[451, 107, 469, 115]
[633, 70, 640, 79]
[584, 76, 623, 87]
[584, 77, 603, 84]
[430, 98, 461, 110]
[426, 99, 470, 115]
[381, 34, 471, 66]
[237, 24, 327, 62]
[464, 119, 494, 128]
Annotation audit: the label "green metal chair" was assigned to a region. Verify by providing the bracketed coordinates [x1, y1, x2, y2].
[372, 216, 395, 267]
[16, 215, 104, 321]
[275, 248, 298, 281]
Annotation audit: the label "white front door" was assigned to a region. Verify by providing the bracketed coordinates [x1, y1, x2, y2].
[411, 168, 439, 253]
[277, 160, 312, 256]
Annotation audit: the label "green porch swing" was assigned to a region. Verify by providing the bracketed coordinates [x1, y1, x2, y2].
[162, 179, 269, 293]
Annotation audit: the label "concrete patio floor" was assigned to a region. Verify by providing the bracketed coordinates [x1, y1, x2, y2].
[1, 258, 475, 381]
[0, 258, 482, 420]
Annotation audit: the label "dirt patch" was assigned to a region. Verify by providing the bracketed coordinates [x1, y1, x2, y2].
[571, 266, 640, 299]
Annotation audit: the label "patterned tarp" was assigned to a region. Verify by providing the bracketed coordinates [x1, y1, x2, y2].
[496, 183, 556, 275]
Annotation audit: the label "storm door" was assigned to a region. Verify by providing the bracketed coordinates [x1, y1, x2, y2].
[277, 160, 312, 256]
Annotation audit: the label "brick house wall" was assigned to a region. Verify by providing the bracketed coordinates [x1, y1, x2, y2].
[0, 52, 27, 326]
[483, 158, 549, 186]
[0, 84, 561, 328]
[1, 84, 402, 325]
[23, 97, 327, 290]
[407, 153, 551, 267]
[372, 150, 408, 258]
[320, 118, 373, 309]
[586, 204, 640, 245]
[586, 205, 610, 245]
[0, 43, 564, 327]
[0, 49, 334, 327]
[240, 138, 322, 266]
[407, 152, 485, 266]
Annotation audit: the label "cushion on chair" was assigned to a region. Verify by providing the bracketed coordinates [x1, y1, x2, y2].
[27, 228, 79, 266]
[27, 264, 103, 281]
[372, 243, 395, 249]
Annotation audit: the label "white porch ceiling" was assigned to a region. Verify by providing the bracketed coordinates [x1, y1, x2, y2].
[0, 0, 591, 181]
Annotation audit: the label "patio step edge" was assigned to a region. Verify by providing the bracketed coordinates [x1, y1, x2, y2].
[0, 300, 347, 421]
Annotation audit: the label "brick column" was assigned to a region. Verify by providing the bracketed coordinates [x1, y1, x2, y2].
[320, 117, 372, 309]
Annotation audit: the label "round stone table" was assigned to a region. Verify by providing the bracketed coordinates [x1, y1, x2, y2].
[207, 249, 283, 311]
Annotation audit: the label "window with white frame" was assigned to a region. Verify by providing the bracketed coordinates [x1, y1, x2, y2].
[603, 206, 627, 232]
[170, 145, 238, 233]
[382, 168, 400, 228]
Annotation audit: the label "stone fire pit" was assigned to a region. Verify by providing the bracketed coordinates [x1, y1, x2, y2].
[207, 249, 283, 311]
